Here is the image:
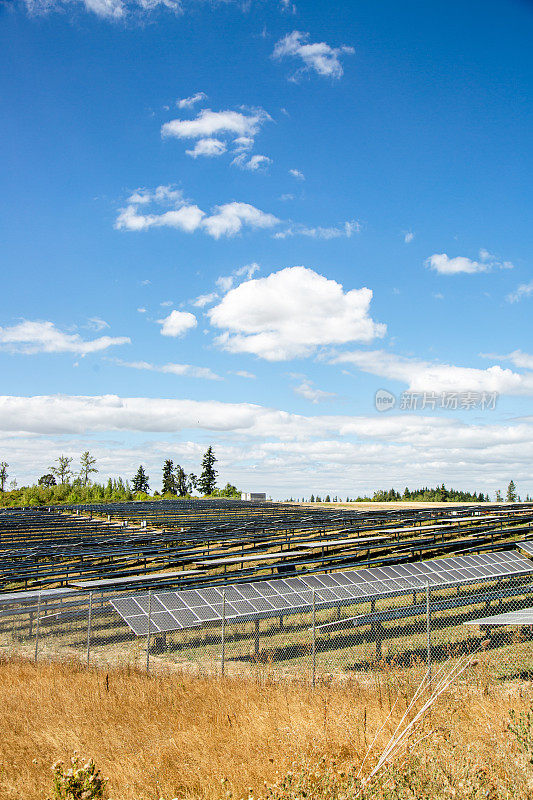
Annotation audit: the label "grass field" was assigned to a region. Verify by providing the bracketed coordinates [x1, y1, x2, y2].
[3, 656, 533, 800]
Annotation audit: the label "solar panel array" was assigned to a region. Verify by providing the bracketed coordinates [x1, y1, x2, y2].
[465, 607, 533, 626]
[2, 503, 532, 594]
[111, 550, 533, 636]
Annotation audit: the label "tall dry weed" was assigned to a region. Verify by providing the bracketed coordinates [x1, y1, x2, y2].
[0, 657, 532, 800]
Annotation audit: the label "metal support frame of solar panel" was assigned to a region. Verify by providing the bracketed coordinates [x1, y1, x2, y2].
[110, 551, 533, 636]
[464, 607, 533, 627]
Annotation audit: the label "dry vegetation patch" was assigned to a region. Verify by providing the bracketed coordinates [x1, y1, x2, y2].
[1, 658, 533, 799]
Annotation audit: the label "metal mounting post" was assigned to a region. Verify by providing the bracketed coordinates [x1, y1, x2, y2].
[312, 589, 316, 687]
[146, 589, 152, 673]
[86, 591, 93, 667]
[426, 581, 431, 681]
[34, 591, 41, 663]
[221, 589, 226, 677]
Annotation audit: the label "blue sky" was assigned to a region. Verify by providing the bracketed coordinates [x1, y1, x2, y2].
[1, 0, 532, 497]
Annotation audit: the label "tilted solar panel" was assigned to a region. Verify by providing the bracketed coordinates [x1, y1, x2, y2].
[110, 551, 533, 636]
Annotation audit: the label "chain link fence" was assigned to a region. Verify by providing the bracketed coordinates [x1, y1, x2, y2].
[2, 575, 533, 684]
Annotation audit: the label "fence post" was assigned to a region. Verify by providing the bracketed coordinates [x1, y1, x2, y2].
[146, 589, 152, 674]
[312, 589, 316, 687]
[34, 591, 41, 663]
[86, 591, 93, 667]
[221, 589, 226, 677]
[426, 581, 431, 681]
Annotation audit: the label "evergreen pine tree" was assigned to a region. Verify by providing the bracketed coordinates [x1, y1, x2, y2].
[0, 462, 8, 492]
[162, 460, 176, 494]
[132, 465, 150, 493]
[197, 446, 218, 495]
[175, 465, 189, 496]
[506, 480, 517, 502]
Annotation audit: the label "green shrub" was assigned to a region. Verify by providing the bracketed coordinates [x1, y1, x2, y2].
[49, 755, 107, 800]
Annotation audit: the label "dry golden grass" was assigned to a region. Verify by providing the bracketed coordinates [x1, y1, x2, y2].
[1, 657, 533, 800]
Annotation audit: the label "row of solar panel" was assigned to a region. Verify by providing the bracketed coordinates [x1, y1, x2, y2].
[111, 550, 533, 636]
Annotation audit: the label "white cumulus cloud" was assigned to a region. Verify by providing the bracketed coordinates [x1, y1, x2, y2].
[2, 394, 533, 493]
[232, 154, 272, 171]
[289, 168, 305, 180]
[193, 292, 219, 308]
[87, 317, 110, 332]
[208, 266, 386, 361]
[275, 220, 360, 240]
[273, 31, 354, 80]
[22, 0, 182, 18]
[216, 263, 260, 294]
[0, 320, 130, 356]
[158, 310, 197, 337]
[331, 349, 533, 395]
[231, 370, 257, 379]
[115, 359, 221, 380]
[115, 186, 280, 239]
[293, 378, 335, 403]
[202, 202, 279, 239]
[507, 281, 533, 303]
[186, 138, 227, 158]
[177, 92, 207, 109]
[161, 108, 268, 140]
[426, 250, 515, 275]
[480, 350, 533, 371]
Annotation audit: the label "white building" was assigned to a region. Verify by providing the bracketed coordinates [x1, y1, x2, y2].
[241, 492, 267, 502]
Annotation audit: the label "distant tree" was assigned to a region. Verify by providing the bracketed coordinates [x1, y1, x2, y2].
[162, 460, 176, 494]
[325, 494, 331, 502]
[132, 465, 150, 493]
[79, 451, 98, 486]
[198, 446, 218, 495]
[0, 462, 8, 491]
[38, 474, 57, 487]
[9, 479, 17, 490]
[214, 482, 240, 498]
[174, 465, 188, 496]
[507, 480, 518, 502]
[50, 455, 73, 485]
[187, 473, 198, 494]
[495, 489, 502, 502]
[310, 494, 315, 502]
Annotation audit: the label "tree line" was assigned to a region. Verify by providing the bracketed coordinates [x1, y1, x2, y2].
[287, 481, 526, 503]
[0, 446, 241, 507]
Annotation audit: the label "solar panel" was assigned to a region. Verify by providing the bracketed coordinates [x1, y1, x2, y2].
[110, 551, 533, 636]
[517, 541, 533, 558]
[464, 607, 533, 626]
